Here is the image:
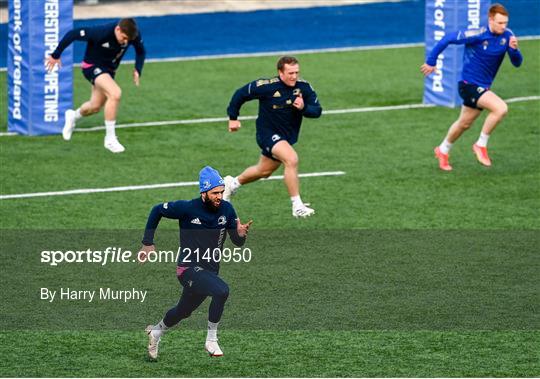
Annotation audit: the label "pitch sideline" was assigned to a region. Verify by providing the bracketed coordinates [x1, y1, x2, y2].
[0, 171, 346, 200]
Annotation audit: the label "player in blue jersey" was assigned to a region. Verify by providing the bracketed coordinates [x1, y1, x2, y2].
[46, 18, 146, 153]
[224, 56, 322, 218]
[140, 166, 252, 359]
[421, 4, 523, 171]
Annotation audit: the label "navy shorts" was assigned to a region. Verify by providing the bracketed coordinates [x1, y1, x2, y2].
[458, 81, 489, 109]
[82, 65, 115, 85]
[256, 131, 294, 161]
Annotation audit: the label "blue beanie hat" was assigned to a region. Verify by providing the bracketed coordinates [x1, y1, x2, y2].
[199, 166, 224, 193]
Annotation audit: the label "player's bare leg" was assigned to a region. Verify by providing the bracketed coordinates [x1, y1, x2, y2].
[435, 105, 482, 171]
[446, 105, 482, 143]
[271, 141, 300, 196]
[271, 141, 314, 218]
[94, 74, 125, 153]
[80, 85, 107, 117]
[223, 155, 280, 201]
[62, 84, 106, 141]
[239, 155, 281, 184]
[473, 91, 508, 166]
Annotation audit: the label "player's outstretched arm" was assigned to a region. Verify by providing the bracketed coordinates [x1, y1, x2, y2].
[227, 80, 266, 131]
[423, 30, 474, 76]
[141, 205, 163, 253]
[133, 34, 146, 80]
[140, 201, 186, 254]
[48, 27, 93, 66]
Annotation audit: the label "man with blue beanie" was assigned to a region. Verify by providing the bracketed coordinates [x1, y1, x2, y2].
[140, 166, 252, 359]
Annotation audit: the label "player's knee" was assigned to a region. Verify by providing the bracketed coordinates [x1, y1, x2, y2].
[282, 155, 299, 168]
[497, 103, 508, 118]
[214, 285, 229, 300]
[459, 120, 473, 130]
[107, 89, 122, 102]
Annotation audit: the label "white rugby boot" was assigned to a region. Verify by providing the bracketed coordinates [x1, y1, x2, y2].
[223, 175, 238, 202]
[104, 136, 125, 153]
[62, 109, 76, 141]
[292, 203, 315, 218]
[145, 325, 160, 360]
[205, 339, 223, 357]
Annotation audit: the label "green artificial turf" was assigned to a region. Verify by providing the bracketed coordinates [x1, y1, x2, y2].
[0, 40, 539, 377]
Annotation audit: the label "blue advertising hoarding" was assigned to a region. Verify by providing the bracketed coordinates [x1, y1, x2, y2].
[424, 0, 491, 107]
[8, 0, 73, 135]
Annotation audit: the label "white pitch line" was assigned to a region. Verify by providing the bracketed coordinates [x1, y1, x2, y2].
[324, 103, 436, 115]
[3, 95, 538, 136]
[79, 116, 255, 132]
[505, 95, 540, 103]
[0, 171, 346, 200]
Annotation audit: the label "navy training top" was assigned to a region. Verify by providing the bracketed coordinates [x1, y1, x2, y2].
[227, 77, 322, 145]
[426, 26, 522, 88]
[51, 21, 146, 75]
[142, 197, 246, 273]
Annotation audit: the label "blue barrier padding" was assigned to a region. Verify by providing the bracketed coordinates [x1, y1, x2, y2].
[1, 0, 538, 68]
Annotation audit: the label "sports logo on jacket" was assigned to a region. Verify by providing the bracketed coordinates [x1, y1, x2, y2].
[102, 42, 110, 48]
[218, 216, 227, 225]
[256, 78, 279, 87]
[273, 91, 281, 98]
[464, 27, 485, 38]
[293, 88, 302, 96]
[500, 38, 507, 45]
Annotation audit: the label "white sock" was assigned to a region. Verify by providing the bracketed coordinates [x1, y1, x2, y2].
[105, 120, 116, 139]
[74, 108, 83, 121]
[291, 195, 303, 209]
[232, 177, 241, 191]
[439, 138, 453, 155]
[150, 319, 169, 339]
[476, 132, 490, 148]
[207, 321, 219, 341]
